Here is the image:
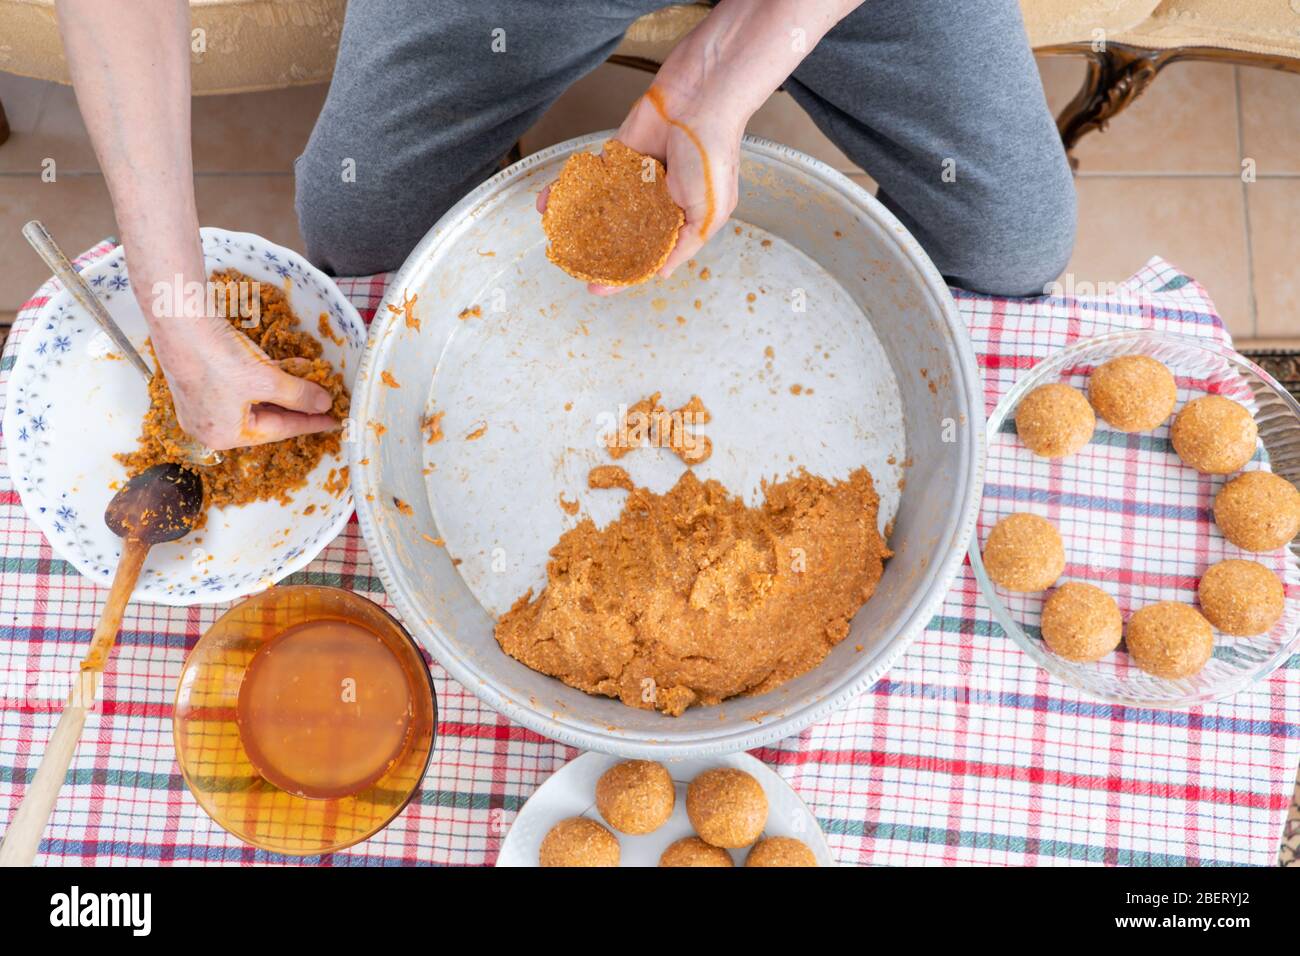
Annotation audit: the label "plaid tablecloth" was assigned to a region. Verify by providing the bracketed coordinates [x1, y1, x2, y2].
[1, 242, 1296, 866]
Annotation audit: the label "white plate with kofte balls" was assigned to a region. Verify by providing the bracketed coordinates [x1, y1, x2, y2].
[497, 752, 834, 867]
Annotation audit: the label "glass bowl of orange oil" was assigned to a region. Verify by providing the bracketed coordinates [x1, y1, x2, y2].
[173, 585, 436, 856]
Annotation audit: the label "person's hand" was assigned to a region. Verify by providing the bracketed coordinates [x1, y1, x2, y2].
[607, 84, 743, 290]
[536, 81, 744, 296]
[150, 315, 338, 451]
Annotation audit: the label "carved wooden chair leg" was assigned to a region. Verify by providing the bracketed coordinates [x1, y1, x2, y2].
[1049, 43, 1177, 170]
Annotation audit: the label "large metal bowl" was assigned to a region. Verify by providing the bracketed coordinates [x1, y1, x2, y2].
[351, 132, 984, 758]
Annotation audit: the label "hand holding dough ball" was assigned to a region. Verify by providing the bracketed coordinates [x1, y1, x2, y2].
[595, 759, 675, 835]
[745, 836, 818, 867]
[686, 768, 768, 848]
[542, 139, 684, 287]
[1088, 355, 1177, 432]
[982, 513, 1065, 592]
[1015, 383, 1095, 458]
[1213, 471, 1300, 552]
[539, 817, 620, 867]
[1198, 559, 1285, 636]
[1125, 602, 1214, 679]
[1041, 582, 1122, 662]
[658, 836, 734, 867]
[1171, 395, 1258, 474]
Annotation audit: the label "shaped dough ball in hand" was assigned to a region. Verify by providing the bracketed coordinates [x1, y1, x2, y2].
[1015, 383, 1095, 459]
[1040, 582, 1122, 662]
[686, 768, 768, 849]
[1197, 559, 1285, 636]
[745, 836, 818, 867]
[595, 759, 675, 835]
[1171, 395, 1258, 474]
[1213, 471, 1300, 553]
[659, 836, 734, 867]
[1124, 602, 1214, 679]
[982, 513, 1066, 592]
[1088, 355, 1177, 432]
[538, 817, 620, 867]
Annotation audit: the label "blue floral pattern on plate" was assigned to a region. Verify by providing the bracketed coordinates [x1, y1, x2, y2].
[2, 228, 366, 605]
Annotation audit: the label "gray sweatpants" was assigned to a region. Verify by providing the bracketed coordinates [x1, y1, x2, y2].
[295, 0, 1076, 296]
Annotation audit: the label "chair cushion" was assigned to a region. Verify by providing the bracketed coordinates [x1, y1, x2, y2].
[1021, 0, 1163, 47]
[616, 2, 1166, 57]
[1114, 0, 1300, 58]
[0, 0, 345, 94]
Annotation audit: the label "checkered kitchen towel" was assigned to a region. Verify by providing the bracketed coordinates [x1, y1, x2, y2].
[1, 242, 1296, 866]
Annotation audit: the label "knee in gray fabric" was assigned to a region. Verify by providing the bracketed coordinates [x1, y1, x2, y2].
[939, 163, 1078, 298]
[293, 149, 459, 277]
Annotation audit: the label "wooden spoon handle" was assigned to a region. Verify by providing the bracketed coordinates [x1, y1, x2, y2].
[0, 537, 149, 867]
[0, 703, 88, 866]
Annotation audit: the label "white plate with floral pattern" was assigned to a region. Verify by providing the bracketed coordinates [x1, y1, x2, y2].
[2, 226, 365, 605]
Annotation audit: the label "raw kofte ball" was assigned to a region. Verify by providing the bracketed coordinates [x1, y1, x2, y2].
[745, 836, 818, 867]
[1125, 602, 1215, 679]
[1197, 559, 1285, 636]
[1213, 471, 1300, 552]
[686, 768, 768, 848]
[658, 836, 734, 867]
[982, 513, 1066, 592]
[1040, 582, 1123, 662]
[1015, 383, 1095, 458]
[1171, 395, 1258, 474]
[538, 817, 620, 867]
[595, 759, 675, 835]
[1088, 355, 1177, 432]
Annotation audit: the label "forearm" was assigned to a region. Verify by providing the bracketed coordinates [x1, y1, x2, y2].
[57, 0, 204, 351]
[662, 0, 864, 121]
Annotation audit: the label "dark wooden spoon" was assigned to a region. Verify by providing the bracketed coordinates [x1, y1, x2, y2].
[0, 464, 203, 866]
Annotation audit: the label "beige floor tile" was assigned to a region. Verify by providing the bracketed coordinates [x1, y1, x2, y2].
[191, 85, 328, 173]
[1037, 57, 1240, 174]
[193, 174, 304, 256]
[519, 62, 648, 154]
[1036, 54, 1086, 119]
[520, 62, 859, 172]
[0, 74, 100, 174]
[1239, 68, 1300, 177]
[1246, 178, 1300, 339]
[1070, 177, 1253, 336]
[0, 75, 328, 176]
[0, 174, 118, 311]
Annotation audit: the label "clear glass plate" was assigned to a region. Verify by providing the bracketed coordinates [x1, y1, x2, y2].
[970, 330, 1300, 708]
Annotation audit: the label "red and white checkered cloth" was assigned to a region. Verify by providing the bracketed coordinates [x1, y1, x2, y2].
[1, 241, 1295, 866]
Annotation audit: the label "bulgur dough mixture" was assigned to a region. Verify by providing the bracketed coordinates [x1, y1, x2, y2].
[542, 139, 684, 286]
[982, 512, 1065, 592]
[538, 817, 620, 867]
[1125, 601, 1214, 679]
[595, 760, 675, 835]
[116, 270, 349, 526]
[686, 767, 768, 848]
[606, 391, 712, 465]
[1171, 395, 1258, 474]
[1198, 559, 1285, 636]
[1088, 355, 1177, 432]
[1040, 581, 1122, 663]
[495, 467, 889, 716]
[746, 836, 818, 867]
[1213, 470, 1300, 553]
[659, 836, 734, 867]
[1015, 382, 1095, 459]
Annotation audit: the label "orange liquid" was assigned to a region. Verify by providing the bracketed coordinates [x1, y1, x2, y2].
[644, 86, 715, 240]
[236, 618, 414, 799]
